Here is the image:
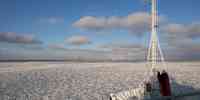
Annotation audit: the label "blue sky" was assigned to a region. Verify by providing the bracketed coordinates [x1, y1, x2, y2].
[0, 0, 200, 61]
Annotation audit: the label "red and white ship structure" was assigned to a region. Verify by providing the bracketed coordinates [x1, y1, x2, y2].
[109, 0, 200, 100]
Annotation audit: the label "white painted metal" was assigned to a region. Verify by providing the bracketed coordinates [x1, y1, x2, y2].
[109, 0, 200, 99]
[147, 0, 166, 74]
[109, 0, 169, 99]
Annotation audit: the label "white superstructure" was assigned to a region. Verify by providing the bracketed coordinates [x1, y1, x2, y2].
[110, 0, 165, 99]
[147, 0, 165, 74]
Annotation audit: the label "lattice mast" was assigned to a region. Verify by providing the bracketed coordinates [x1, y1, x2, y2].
[147, 0, 165, 73]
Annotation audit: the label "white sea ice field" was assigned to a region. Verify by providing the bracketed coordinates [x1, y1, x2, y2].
[0, 62, 200, 100]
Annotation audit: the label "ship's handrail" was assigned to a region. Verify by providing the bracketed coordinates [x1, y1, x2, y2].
[145, 90, 200, 100]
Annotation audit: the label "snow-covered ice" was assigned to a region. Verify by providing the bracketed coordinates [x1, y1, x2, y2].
[0, 62, 200, 100]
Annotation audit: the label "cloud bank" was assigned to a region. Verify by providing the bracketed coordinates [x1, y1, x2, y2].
[73, 12, 153, 35]
[72, 11, 200, 61]
[0, 32, 42, 44]
[1, 12, 200, 61]
[162, 22, 200, 38]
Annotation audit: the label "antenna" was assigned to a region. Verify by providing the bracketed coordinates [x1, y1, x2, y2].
[147, 0, 165, 74]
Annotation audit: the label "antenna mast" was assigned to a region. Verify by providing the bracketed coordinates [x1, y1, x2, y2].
[147, 0, 164, 73]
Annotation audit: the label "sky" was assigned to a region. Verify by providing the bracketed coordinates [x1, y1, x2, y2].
[0, 0, 200, 61]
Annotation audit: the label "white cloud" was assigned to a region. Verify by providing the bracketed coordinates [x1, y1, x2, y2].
[0, 32, 42, 44]
[65, 35, 91, 45]
[100, 42, 145, 50]
[72, 12, 200, 60]
[73, 12, 168, 36]
[73, 12, 152, 34]
[158, 22, 200, 60]
[162, 22, 200, 38]
[98, 42, 146, 61]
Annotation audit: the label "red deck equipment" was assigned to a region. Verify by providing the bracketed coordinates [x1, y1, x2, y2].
[158, 70, 172, 97]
